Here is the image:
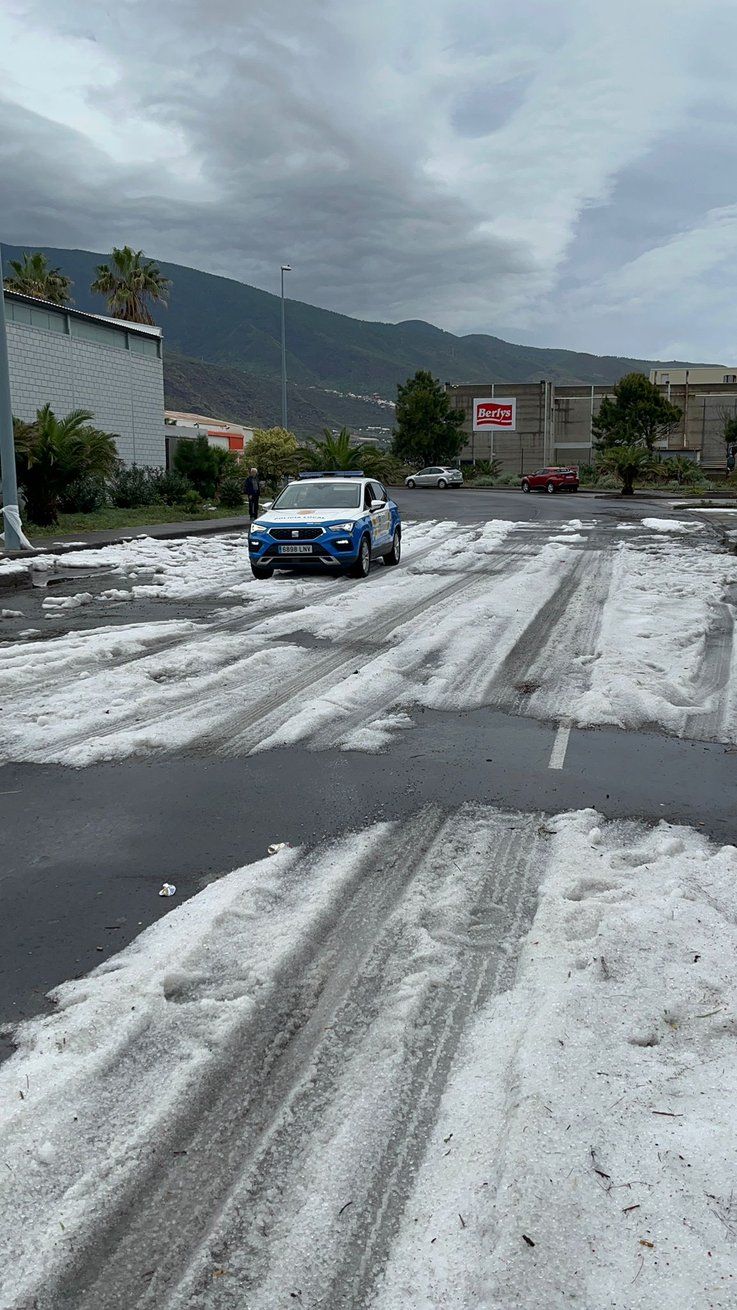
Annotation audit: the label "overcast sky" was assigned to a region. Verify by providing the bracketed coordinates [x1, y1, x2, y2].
[0, 0, 735, 362]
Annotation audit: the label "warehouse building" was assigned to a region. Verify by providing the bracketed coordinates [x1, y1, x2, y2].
[447, 379, 737, 476]
[4, 289, 166, 467]
[650, 366, 737, 386]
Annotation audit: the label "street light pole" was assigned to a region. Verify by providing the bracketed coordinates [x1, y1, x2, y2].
[0, 247, 25, 552]
[280, 263, 291, 431]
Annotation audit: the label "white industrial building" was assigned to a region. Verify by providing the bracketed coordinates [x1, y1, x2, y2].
[4, 289, 166, 466]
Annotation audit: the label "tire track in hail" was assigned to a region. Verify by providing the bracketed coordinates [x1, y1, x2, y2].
[305, 542, 542, 750]
[684, 595, 737, 741]
[138, 528, 531, 758]
[485, 534, 607, 714]
[321, 815, 544, 1310]
[0, 531, 479, 711]
[2, 524, 558, 763]
[41, 811, 454, 1310]
[179, 810, 545, 1309]
[201, 537, 543, 756]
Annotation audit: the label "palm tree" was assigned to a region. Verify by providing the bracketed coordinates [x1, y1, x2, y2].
[91, 246, 170, 324]
[597, 443, 653, 497]
[307, 427, 357, 469]
[305, 427, 396, 481]
[4, 252, 73, 305]
[15, 404, 119, 525]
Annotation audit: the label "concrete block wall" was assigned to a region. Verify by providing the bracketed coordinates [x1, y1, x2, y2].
[6, 321, 166, 467]
[643, 383, 737, 468]
[6, 326, 75, 420]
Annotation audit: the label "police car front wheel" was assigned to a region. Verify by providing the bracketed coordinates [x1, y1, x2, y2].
[350, 535, 371, 579]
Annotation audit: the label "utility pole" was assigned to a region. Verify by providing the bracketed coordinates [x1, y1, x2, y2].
[0, 247, 26, 552]
[280, 263, 291, 431]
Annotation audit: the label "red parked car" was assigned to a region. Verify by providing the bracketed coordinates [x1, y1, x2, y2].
[521, 466, 579, 494]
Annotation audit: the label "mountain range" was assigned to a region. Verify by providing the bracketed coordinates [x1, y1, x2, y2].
[1, 243, 689, 435]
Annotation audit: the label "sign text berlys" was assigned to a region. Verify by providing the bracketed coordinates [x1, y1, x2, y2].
[472, 397, 517, 431]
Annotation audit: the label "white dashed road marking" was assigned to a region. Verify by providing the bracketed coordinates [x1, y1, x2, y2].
[548, 720, 572, 770]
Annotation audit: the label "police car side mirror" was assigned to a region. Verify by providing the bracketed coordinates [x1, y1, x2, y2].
[370, 499, 386, 510]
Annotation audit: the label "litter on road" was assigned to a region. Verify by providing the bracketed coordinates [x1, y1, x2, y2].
[158, 883, 176, 897]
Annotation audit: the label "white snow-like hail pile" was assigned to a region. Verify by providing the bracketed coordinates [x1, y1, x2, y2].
[0, 807, 736, 1309]
[1, 516, 736, 765]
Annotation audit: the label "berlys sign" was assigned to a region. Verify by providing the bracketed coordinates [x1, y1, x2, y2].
[473, 397, 517, 431]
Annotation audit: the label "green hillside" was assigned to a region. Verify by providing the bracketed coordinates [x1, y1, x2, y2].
[2, 243, 692, 431]
[163, 353, 395, 438]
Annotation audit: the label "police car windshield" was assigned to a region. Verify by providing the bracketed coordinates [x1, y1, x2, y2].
[273, 482, 362, 510]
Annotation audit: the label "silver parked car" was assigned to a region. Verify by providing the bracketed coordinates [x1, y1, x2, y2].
[404, 466, 464, 489]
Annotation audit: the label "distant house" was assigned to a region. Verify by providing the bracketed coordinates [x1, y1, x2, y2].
[4, 289, 166, 466]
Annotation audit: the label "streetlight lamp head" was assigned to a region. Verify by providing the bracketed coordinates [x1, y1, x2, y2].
[281, 264, 292, 272]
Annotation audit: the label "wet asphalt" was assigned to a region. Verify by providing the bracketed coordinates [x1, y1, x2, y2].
[2, 487, 726, 1046]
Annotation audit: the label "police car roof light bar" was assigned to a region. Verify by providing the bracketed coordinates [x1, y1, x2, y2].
[298, 470, 365, 479]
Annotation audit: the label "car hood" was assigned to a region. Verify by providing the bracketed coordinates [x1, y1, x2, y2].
[252, 507, 364, 528]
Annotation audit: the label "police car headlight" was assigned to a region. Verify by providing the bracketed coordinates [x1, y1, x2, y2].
[327, 522, 355, 532]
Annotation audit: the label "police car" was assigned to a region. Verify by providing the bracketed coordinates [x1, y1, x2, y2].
[248, 471, 402, 580]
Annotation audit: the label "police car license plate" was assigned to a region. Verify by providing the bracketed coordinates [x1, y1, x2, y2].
[279, 544, 313, 554]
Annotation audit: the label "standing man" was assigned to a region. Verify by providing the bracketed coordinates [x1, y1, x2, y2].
[245, 466, 260, 519]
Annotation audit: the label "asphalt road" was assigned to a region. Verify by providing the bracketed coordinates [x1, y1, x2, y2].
[396, 484, 667, 523]
[0, 486, 686, 642]
[0, 487, 722, 1049]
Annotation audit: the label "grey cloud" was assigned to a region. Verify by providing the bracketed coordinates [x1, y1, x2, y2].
[450, 76, 532, 138]
[0, 91, 531, 329]
[556, 121, 737, 291]
[3, 0, 737, 358]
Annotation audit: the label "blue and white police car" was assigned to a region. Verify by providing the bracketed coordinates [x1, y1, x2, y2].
[248, 471, 402, 580]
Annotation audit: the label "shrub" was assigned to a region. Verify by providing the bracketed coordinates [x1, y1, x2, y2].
[150, 469, 193, 505]
[58, 475, 107, 514]
[182, 488, 203, 512]
[108, 465, 162, 508]
[173, 435, 220, 497]
[218, 471, 245, 509]
[661, 456, 706, 486]
[466, 459, 502, 480]
[211, 446, 235, 487]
